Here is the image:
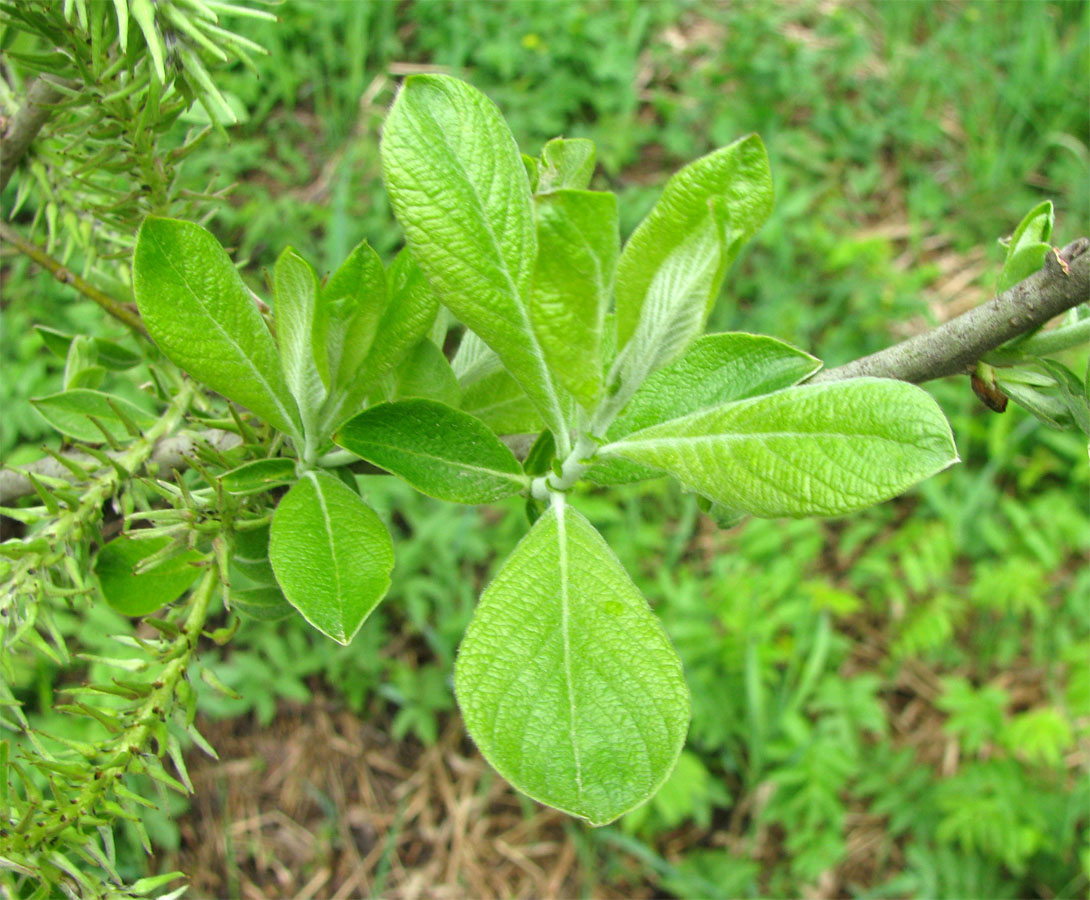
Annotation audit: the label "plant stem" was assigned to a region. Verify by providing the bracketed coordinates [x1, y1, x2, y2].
[0, 221, 149, 339]
[811, 238, 1089, 384]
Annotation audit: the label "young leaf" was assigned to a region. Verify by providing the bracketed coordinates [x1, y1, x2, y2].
[335, 399, 528, 504]
[589, 332, 820, 485]
[133, 217, 300, 436]
[315, 240, 387, 394]
[95, 536, 204, 617]
[998, 201, 1053, 293]
[381, 74, 570, 447]
[613, 135, 773, 378]
[538, 137, 596, 192]
[321, 249, 438, 432]
[455, 498, 690, 826]
[530, 189, 618, 408]
[610, 332, 822, 437]
[394, 339, 462, 407]
[273, 247, 327, 429]
[220, 458, 297, 495]
[460, 368, 545, 435]
[32, 389, 157, 443]
[268, 470, 394, 645]
[599, 379, 958, 517]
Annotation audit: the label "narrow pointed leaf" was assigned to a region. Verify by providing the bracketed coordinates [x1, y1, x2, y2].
[268, 471, 394, 645]
[321, 249, 438, 432]
[530, 189, 618, 407]
[32, 390, 156, 443]
[316, 240, 387, 393]
[615, 134, 773, 352]
[335, 399, 527, 503]
[381, 74, 570, 443]
[455, 500, 690, 825]
[600, 379, 958, 517]
[273, 247, 327, 426]
[133, 217, 300, 435]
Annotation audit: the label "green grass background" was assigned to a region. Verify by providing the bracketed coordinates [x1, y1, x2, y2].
[3, 1, 1088, 897]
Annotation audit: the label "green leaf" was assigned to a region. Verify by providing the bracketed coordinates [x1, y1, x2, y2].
[460, 368, 545, 434]
[600, 379, 958, 517]
[335, 399, 527, 504]
[530, 189, 618, 408]
[998, 201, 1053, 293]
[32, 389, 157, 443]
[615, 135, 772, 348]
[394, 339, 462, 407]
[316, 240, 387, 395]
[229, 586, 295, 622]
[611, 332, 822, 437]
[613, 135, 773, 379]
[590, 333, 820, 485]
[133, 217, 300, 436]
[220, 458, 297, 495]
[95, 536, 204, 617]
[268, 471, 394, 645]
[273, 247, 327, 428]
[538, 137, 596, 192]
[35, 326, 141, 370]
[321, 249, 438, 432]
[455, 498, 690, 825]
[381, 74, 570, 445]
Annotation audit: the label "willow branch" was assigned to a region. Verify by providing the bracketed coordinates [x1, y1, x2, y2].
[3, 241, 1087, 505]
[1, 429, 241, 506]
[811, 238, 1089, 384]
[0, 221, 149, 338]
[0, 76, 73, 192]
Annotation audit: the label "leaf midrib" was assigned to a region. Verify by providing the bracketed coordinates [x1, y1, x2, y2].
[407, 94, 569, 447]
[148, 228, 298, 435]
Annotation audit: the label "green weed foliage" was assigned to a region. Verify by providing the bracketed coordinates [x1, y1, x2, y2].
[1, 1, 1088, 898]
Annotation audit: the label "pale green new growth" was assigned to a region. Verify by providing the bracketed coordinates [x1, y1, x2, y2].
[455, 498, 690, 826]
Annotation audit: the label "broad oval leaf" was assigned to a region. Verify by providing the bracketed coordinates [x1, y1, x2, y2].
[32, 389, 157, 443]
[96, 535, 205, 616]
[455, 499, 690, 826]
[600, 379, 958, 517]
[530, 189, 618, 408]
[335, 399, 527, 504]
[614, 134, 773, 358]
[590, 333, 820, 486]
[268, 470, 394, 645]
[133, 217, 300, 436]
[381, 74, 570, 444]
